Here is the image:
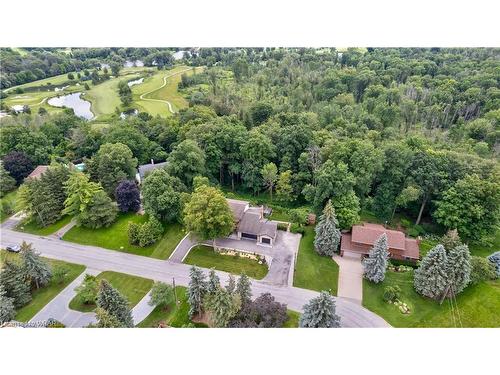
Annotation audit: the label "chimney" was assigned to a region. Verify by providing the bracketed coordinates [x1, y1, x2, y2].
[151, 159, 154, 165]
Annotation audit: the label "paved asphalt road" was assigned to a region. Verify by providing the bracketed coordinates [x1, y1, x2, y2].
[0, 227, 390, 328]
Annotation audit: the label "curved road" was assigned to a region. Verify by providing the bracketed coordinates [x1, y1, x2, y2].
[0, 226, 390, 328]
[139, 67, 192, 113]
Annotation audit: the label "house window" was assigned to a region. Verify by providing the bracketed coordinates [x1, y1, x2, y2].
[261, 237, 271, 244]
[241, 233, 257, 240]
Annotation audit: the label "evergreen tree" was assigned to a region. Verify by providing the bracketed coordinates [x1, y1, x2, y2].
[188, 266, 208, 318]
[148, 282, 174, 310]
[414, 244, 449, 300]
[0, 162, 16, 197]
[20, 242, 52, 289]
[204, 287, 241, 327]
[0, 284, 15, 324]
[0, 261, 32, 308]
[236, 273, 252, 305]
[226, 274, 236, 294]
[363, 233, 389, 283]
[441, 229, 462, 252]
[299, 291, 340, 328]
[314, 199, 341, 256]
[96, 280, 134, 327]
[90, 307, 124, 328]
[207, 268, 220, 294]
[446, 244, 472, 296]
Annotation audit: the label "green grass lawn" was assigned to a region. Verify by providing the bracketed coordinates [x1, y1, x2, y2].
[0, 189, 19, 223]
[62, 212, 186, 259]
[16, 216, 72, 236]
[293, 226, 339, 295]
[137, 286, 207, 328]
[184, 245, 268, 280]
[363, 270, 500, 327]
[69, 271, 153, 312]
[0, 251, 85, 322]
[283, 310, 301, 328]
[132, 65, 194, 116]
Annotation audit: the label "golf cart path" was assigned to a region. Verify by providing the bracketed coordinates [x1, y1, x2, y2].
[139, 67, 192, 113]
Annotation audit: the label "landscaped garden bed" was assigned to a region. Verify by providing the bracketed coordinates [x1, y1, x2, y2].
[183, 245, 268, 280]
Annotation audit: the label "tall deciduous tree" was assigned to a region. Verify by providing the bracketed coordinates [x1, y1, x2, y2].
[188, 266, 208, 318]
[88, 142, 137, 196]
[115, 180, 140, 213]
[167, 139, 206, 187]
[20, 242, 52, 289]
[63, 171, 102, 218]
[314, 199, 341, 256]
[78, 190, 117, 229]
[241, 131, 275, 195]
[363, 233, 389, 283]
[96, 279, 134, 328]
[2, 151, 34, 184]
[0, 163, 16, 197]
[261, 162, 278, 201]
[183, 185, 234, 248]
[148, 282, 174, 310]
[276, 170, 294, 203]
[414, 244, 448, 300]
[299, 291, 340, 328]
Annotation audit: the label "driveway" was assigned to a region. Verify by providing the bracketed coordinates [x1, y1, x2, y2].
[333, 254, 364, 303]
[0, 228, 390, 327]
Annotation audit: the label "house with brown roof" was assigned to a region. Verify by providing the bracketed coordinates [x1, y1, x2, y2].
[340, 223, 420, 261]
[227, 198, 277, 246]
[25, 165, 49, 181]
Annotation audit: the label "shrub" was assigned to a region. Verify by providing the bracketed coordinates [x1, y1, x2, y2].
[288, 208, 309, 226]
[400, 218, 411, 228]
[277, 222, 288, 231]
[290, 223, 305, 234]
[407, 225, 424, 238]
[51, 265, 69, 284]
[128, 222, 141, 245]
[470, 256, 497, 284]
[383, 285, 401, 303]
[488, 252, 500, 277]
[128, 217, 164, 247]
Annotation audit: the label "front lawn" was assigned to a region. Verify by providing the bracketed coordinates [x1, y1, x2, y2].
[293, 226, 339, 295]
[283, 310, 301, 328]
[0, 189, 19, 223]
[183, 245, 268, 280]
[16, 216, 72, 236]
[69, 270, 153, 312]
[137, 286, 207, 328]
[362, 269, 500, 327]
[0, 251, 85, 322]
[62, 212, 186, 259]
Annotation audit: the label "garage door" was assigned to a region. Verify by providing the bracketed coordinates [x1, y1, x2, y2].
[241, 233, 257, 240]
[261, 237, 271, 244]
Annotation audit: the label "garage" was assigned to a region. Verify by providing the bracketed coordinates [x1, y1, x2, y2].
[261, 237, 271, 245]
[241, 232, 258, 240]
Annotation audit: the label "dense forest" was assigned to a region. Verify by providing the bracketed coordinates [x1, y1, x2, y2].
[1, 47, 499, 244]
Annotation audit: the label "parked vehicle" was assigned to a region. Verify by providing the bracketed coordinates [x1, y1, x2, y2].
[5, 244, 21, 253]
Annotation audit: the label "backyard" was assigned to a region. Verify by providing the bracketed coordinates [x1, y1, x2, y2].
[69, 271, 153, 312]
[183, 245, 269, 280]
[293, 226, 339, 295]
[0, 251, 85, 322]
[62, 212, 186, 259]
[362, 269, 500, 328]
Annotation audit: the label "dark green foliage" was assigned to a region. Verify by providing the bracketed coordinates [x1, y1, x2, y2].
[78, 190, 118, 229]
[299, 291, 340, 328]
[96, 279, 133, 327]
[166, 139, 205, 187]
[0, 261, 32, 308]
[2, 151, 34, 184]
[75, 274, 99, 305]
[0, 163, 16, 196]
[0, 284, 15, 324]
[470, 256, 497, 285]
[188, 266, 208, 318]
[148, 282, 174, 309]
[383, 285, 402, 303]
[236, 273, 252, 305]
[229, 292, 287, 328]
[128, 216, 164, 247]
[20, 242, 52, 289]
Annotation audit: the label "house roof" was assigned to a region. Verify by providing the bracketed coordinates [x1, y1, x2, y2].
[227, 198, 249, 221]
[26, 165, 49, 180]
[137, 162, 168, 179]
[237, 212, 277, 239]
[351, 223, 406, 251]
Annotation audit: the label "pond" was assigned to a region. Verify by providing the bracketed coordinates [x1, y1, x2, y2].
[124, 60, 144, 68]
[127, 78, 144, 87]
[120, 109, 138, 119]
[48, 92, 94, 120]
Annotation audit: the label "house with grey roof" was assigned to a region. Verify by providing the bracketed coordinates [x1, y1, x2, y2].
[227, 198, 278, 246]
[136, 160, 168, 184]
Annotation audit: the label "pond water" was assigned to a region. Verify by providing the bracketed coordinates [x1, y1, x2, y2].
[11, 105, 25, 113]
[124, 60, 144, 68]
[173, 50, 188, 60]
[48, 92, 94, 120]
[120, 109, 138, 119]
[127, 78, 144, 87]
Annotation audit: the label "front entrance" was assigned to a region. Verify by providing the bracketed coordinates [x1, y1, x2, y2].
[241, 232, 258, 240]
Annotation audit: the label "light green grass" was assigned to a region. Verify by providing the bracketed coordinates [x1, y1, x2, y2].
[16, 216, 72, 236]
[132, 65, 195, 116]
[137, 286, 207, 328]
[0, 251, 85, 322]
[62, 213, 186, 259]
[293, 226, 339, 295]
[362, 270, 500, 327]
[0, 189, 18, 223]
[184, 245, 268, 280]
[283, 310, 301, 328]
[69, 271, 153, 312]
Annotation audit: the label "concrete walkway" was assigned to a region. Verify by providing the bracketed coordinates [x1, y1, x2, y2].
[52, 219, 77, 239]
[332, 254, 364, 304]
[131, 292, 155, 325]
[1, 227, 390, 327]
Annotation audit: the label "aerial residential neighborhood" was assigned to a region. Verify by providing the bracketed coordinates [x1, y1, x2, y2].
[0, 46, 499, 333]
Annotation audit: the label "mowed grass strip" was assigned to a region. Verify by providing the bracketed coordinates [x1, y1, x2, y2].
[69, 271, 153, 312]
[0, 189, 18, 223]
[0, 251, 85, 322]
[362, 270, 500, 328]
[16, 216, 72, 236]
[62, 213, 186, 259]
[293, 226, 339, 295]
[184, 245, 268, 280]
